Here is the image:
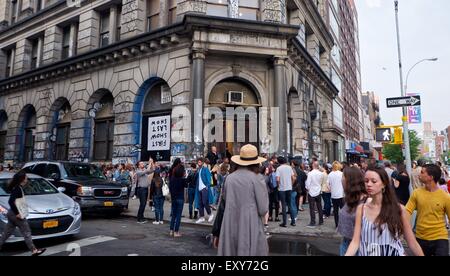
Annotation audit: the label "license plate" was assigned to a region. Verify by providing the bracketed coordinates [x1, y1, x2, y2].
[104, 202, 114, 207]
[43, 220, 59, 229]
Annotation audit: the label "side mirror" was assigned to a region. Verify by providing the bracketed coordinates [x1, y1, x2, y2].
[57, 187, 66, 193]
[49, 173, 60, 180]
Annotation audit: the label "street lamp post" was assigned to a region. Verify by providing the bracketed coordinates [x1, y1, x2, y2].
[405, 58, 438, 94]
[394, 1, 438, 193]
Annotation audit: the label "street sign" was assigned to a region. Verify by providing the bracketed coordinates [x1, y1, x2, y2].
[376, 128, 392, 143]
[386, 96, 421, 108]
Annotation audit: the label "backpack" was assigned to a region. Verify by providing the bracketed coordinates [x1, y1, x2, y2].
[269, 173, 278, 189]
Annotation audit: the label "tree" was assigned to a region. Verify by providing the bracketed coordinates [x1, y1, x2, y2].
[382, 130, 422, 164]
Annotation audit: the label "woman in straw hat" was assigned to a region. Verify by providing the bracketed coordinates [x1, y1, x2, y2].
[212, 144, 269, 256]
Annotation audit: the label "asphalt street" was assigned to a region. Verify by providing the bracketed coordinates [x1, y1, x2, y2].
[0, 216, 340, 256]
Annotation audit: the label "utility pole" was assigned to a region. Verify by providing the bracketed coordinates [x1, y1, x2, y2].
[394, 0, 413, 192]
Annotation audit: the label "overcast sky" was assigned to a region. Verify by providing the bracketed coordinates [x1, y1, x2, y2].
[356, 0, 450, 134]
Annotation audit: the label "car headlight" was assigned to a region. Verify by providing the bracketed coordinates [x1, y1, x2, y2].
[72, 202, 81, 216]
[0, 205, 8, 222]
[121, 187, 128, 194]
[77, 186, 94, 196]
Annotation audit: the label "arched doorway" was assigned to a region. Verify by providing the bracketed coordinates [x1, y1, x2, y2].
[49, 98, 71, 161]
[208, 78, 260, 158]
[140, 79, 172, 162]
[0, 111, 7, 162]
[18, 105, 37, 163]
[90, 91, 115, 162]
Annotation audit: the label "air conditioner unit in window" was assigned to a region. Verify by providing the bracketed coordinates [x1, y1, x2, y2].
[227, 91, 244, 104]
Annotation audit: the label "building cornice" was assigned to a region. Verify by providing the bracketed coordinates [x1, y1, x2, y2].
[0, 14, 301, 94]
[299, 0, 334, 50]
[289, 38, 339, 98]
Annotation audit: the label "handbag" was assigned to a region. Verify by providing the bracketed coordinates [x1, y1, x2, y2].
[15, 187, 29, 219]
[162, 179, 170, 197]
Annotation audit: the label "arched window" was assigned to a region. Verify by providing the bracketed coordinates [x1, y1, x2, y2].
[93, 93, 115, 161]
[51, 100, 71, 161]
[18, 105, 37, 162]
[208, 78, 260, 156]
[0, 111, 7, 162]
[141, 81, 172, 162]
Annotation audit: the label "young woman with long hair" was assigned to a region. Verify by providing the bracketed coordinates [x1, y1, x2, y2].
[0, 171, 46, 256]
[337, 167, 367, 255]
[345, 167, 424, 256]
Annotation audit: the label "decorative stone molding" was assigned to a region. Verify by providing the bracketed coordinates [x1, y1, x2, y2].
[120, 0, 146, 40]
[262, 0, 286, 23]
[176, 0, 207, 21]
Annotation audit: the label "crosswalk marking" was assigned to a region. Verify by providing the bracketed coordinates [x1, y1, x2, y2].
[13, 235, 117, 256]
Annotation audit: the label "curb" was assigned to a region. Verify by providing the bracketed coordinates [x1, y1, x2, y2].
[121, 212, 342, 240]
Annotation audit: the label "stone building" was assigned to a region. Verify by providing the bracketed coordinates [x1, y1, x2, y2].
[0, 0, 341, 166]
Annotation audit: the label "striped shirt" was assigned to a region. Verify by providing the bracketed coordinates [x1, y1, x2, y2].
[359, 207, 405, 256]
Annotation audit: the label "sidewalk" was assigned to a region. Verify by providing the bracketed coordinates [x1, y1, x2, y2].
[122, 199, 342, 239]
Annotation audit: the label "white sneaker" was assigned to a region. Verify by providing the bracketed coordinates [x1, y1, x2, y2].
[152, 221, 160, 225]
[196, 217, 206, 224]
[159, 221, 164, 225]
[208, 214, 215, 223]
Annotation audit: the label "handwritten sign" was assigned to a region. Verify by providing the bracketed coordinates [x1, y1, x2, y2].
[148, 115, 171, 151]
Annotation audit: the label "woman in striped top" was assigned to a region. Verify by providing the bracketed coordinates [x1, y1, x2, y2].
[345, 167, 424, 256]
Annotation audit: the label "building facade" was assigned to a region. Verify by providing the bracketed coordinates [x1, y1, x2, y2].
[0, 0, 342, 166]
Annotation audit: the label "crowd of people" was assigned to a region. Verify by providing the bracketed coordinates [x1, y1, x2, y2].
[0, 145, 449, 256]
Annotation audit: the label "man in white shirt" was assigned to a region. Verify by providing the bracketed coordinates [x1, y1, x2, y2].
[276, 157, 296, 227]
[305, 161, 324, 227]
[328, 162, 344, 228]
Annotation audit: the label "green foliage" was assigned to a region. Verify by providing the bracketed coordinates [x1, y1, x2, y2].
[382, 130, 422, 164]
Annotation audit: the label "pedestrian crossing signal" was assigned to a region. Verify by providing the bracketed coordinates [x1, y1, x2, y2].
[376, 128, 392, 143]
[394, 128, 403, 144]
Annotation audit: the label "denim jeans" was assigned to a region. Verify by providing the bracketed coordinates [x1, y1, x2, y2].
[188, 187, 196, 217]
[136, 187, 149, 221]
[322, 192, 332, 217]
[332, 198, 344, 228]
[290, 191, 298, 222]
[278, 190, 294, 225]
[308, 194, 323, 225]
[170, 198, 185, 232]
[153, 195, 165, 222]
[199, 188, 211, 217]
[417, 238, 449, 256]
[340, 238, 352, 256]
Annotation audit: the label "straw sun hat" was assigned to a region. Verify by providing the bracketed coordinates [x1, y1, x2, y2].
[231, 144, 267, 166]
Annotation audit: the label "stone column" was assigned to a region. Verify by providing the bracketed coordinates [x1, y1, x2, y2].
[274, 57, 288, 155]
[69, 22, 78, 57]
[307, 33, 320, 64]
[176, 0, 207, 22]
[21, 0, 35, 16]
[120, 0, 146, 40]
[13, 39, 33, 75]
[0, 51, 6, 78]
[36, 36, 44, 68]
[109, 5, 118, 43]
[42, 26, 63, 65]
[192, 49, 205, 156]
[159, 0, 169, 28]
[68, 110, 91, 163]
[77, 10, 100, 54]
[0, 0, 10, 30]
[262, 0, 286, 23]
[320, 51, 331, 77]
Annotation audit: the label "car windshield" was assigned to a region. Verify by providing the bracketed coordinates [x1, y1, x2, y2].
[0, 178, 58, 196]
[63, 164, 106, 179]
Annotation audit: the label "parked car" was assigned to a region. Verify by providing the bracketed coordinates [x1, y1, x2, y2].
[23, 162, 129, 214]
[0, 172, 81, 243]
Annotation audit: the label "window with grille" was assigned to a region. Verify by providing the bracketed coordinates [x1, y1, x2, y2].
[93, 118, 114, 161]
[100, 10, 110, 47]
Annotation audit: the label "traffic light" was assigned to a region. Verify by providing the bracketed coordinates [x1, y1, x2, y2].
[394, 127, 403, 144]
